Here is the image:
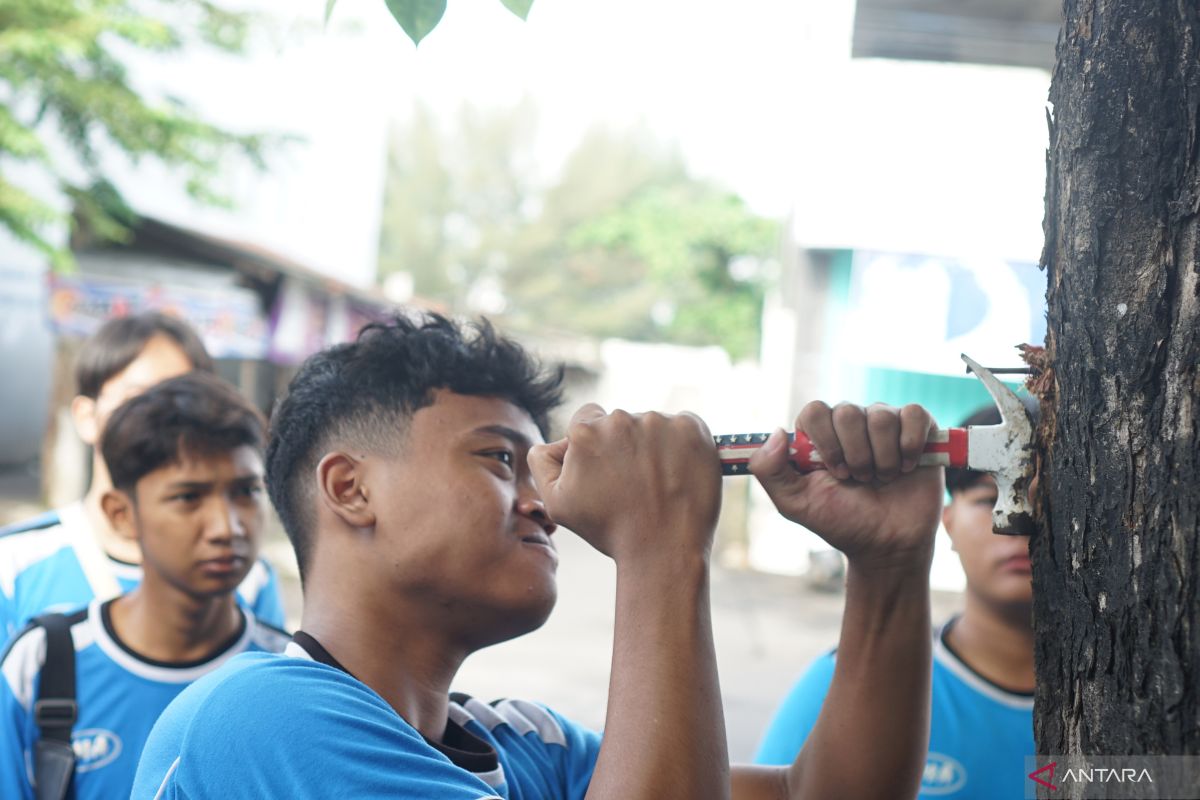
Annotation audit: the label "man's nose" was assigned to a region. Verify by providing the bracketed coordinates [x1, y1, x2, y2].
[206, 497, 247, 540]
[516, 487, 556, 535]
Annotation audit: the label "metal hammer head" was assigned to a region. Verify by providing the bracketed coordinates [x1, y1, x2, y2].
[960, 354, 1037, 536]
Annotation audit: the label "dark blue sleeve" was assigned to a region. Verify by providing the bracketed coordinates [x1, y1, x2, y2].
[752, 651, 837, 766]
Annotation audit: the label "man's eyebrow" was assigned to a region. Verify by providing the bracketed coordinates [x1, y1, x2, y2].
[164, 481, 213, 491]
[470, 424, 533, 449]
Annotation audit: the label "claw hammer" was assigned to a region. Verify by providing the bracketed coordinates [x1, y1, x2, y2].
[714, 354, 1037, 535]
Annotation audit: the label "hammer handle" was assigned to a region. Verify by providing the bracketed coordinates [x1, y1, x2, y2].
[714, 428, 968, 476]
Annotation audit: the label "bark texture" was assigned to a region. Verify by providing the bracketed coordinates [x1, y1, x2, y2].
[1036, 0, 1200, 780]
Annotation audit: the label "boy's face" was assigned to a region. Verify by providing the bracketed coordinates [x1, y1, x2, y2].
[362, 390, 558, 648]
[944, 476, 1033, 609]
[115, 446, 265, 598]
[74, 334, 196, 446]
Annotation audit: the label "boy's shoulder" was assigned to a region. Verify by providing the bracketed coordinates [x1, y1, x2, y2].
[134, 650, 424, 795]
[1, 604, 91, 707]
[0, 509, 63, 539]
[0, 508, 73, 572]
[152, 647, 378, 732]
[0, 505, 89, 587]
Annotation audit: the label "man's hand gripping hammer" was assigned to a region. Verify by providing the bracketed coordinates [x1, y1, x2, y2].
[714, 354, 1037, 535]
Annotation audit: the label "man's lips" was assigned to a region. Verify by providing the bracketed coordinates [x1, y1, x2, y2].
[198, 555, 248, 574]
[519, 532, 558, 561]
[999, 554, 1032, 572]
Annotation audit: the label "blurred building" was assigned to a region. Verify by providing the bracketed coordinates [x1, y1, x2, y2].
[749, 0, 1058, 587]
[32, 214, 410, 507]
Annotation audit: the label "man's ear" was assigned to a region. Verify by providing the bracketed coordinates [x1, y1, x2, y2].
[942, 503, 959, 552]
[100, 489, 138, 541]
[316, 452, 377, 530]
[71, 395, 99, 446]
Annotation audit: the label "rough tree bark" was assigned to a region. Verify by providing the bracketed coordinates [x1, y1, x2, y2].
[1035, 0, 1200, 787]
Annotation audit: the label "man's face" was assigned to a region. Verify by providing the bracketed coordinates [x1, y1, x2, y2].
[944, 476, 1033, 608]
[363, 391, 558, 648]
[76, 334, 196, 446]
[128, 446, 265, 599]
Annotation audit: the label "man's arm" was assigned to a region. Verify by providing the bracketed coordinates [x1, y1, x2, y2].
[732, 403, 942, 800]
[530, 405, 729, 800]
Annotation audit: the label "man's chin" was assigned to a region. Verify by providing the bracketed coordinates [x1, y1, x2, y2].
[470, 590, 558, 650]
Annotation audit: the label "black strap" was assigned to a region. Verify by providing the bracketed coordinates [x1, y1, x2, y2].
[32, 613, 77, 800]
[292, 631, 500, 774]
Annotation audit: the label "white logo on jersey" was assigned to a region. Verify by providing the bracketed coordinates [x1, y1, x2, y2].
[72, 728, 123, 772]
[921, 752, 967, 794]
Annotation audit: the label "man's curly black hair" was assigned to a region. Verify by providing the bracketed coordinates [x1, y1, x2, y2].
[264, 312, 564, 582]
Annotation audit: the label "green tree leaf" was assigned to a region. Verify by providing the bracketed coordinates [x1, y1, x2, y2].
[499, 0, 534, 21]
[0, 0, 277, 270]
[384, 0, 447, 45]
[325, 0, 338, 25]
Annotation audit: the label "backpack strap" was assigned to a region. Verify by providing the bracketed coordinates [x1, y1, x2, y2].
[31, 613, 77, 800]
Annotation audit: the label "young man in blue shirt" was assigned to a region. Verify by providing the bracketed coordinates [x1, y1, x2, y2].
[134, 313, 946, 800]
[0, 372, 290, 800]
[754, 402, 1037, 799]
[0, 313, 284, 636]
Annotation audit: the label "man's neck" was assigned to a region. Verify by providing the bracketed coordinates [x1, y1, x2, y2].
[300, 581, 467, 743]
[83, 457, 142, 564]
[109, 579, 243, 664]
[946, 592, 1035, 693]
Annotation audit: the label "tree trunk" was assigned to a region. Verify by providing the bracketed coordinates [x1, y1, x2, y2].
[1035, 0, 1200, 785]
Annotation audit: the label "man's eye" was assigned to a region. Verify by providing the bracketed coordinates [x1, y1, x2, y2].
[975, 496, 998, 508]
[487, 450, 515, 467]
[171, 492, 201, 503]
[236, 485, 264, 498]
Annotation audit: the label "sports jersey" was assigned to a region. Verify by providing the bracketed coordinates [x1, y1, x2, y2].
[0, 598, 290, 800]
[754, 616, 1034, 799]
[0, 503, 285, 638]
[132, 633, 602, 800]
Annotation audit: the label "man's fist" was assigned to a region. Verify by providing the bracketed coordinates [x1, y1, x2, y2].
[528, 404, 721, 565]
[749, 402, 943, 572]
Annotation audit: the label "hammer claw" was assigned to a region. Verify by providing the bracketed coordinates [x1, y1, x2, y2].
[961, 353, 1037, 536]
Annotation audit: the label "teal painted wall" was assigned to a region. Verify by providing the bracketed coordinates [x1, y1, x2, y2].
[817, 248, 1026, 429]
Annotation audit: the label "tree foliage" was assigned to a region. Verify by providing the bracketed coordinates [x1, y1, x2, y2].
[0, 0, 270, 268]
[378, 103, 778, 360]
[327, 0, 532, 45]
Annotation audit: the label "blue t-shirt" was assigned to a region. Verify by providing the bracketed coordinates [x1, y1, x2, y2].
[754, 617, 1034, 799]
[0, 504, 286, 638]
[132, 638, 602, 800]
[0, 598, 290, 800]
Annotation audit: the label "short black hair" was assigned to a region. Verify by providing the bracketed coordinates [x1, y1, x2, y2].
[76, 312, 214, 399]
[264, 312, 564, 582]
[945, 394, 1041, 494]
[100, 372, 266, 494]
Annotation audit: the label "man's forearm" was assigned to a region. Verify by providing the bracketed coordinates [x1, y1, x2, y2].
[586, 550, 731, 800]
[786, 559, 932, 800]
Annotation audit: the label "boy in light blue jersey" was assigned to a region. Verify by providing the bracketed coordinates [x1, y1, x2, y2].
[0, 313, 284, 636]
[754, 402, 1037, 799]
[0, 372, 290, 800]
[135, 314, 949, 800]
